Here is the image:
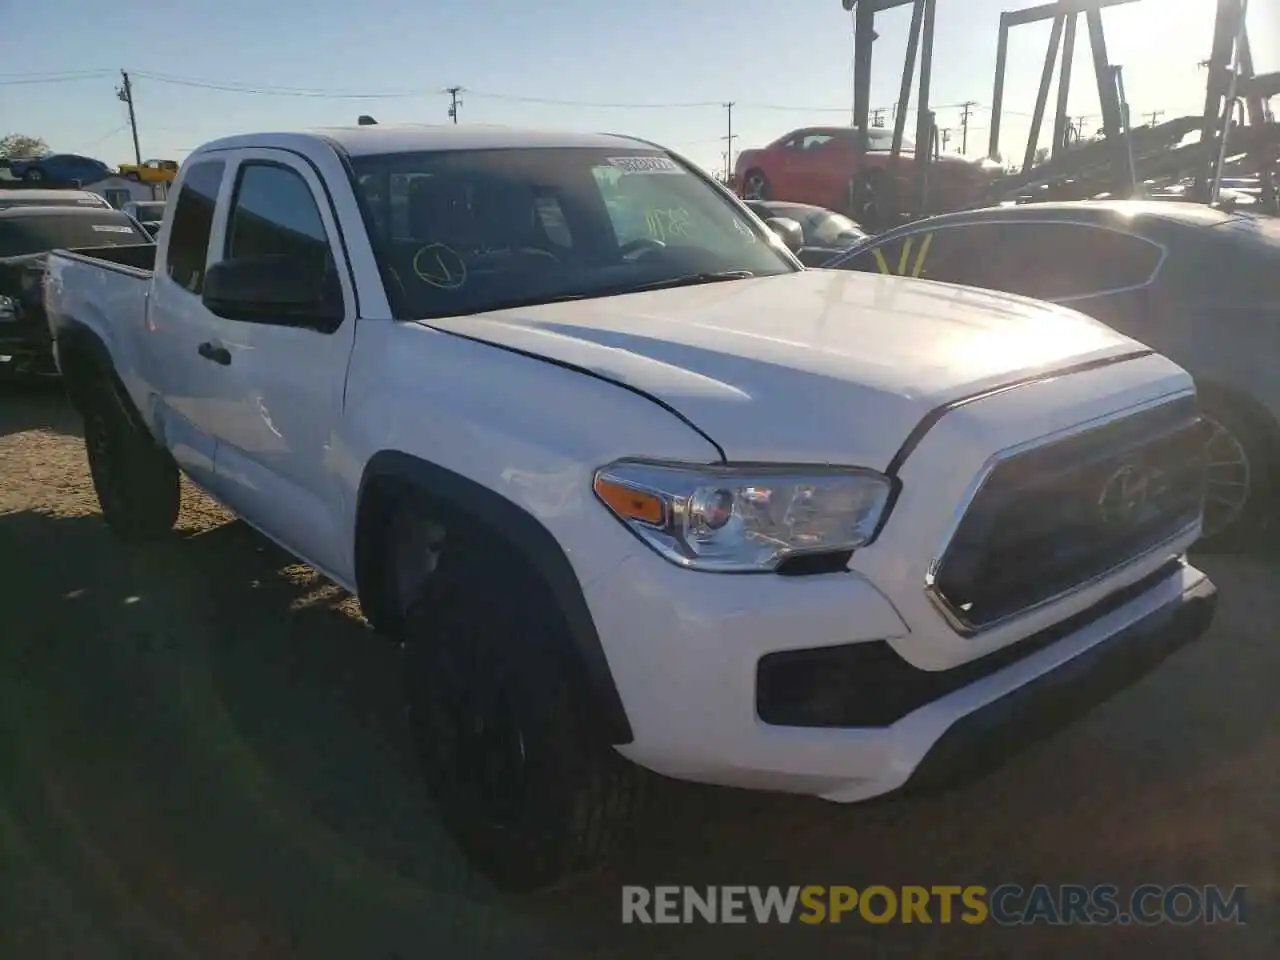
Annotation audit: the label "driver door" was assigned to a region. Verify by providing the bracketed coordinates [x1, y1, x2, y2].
[200, 148, 358, 575]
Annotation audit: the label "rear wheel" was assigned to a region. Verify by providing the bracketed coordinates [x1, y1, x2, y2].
[1196, 392, 1277, 551]
[394, 514, 645, 890]
[82, 375, 180, 541]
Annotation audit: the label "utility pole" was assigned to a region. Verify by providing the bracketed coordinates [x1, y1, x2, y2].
[959, 100, 977, 155]
[1146, 109, 1165, 127]
[722, 102, 737, 182]
[940, 127, 952, 151]
[871, 107, 885, 128]
[116, 70, 142, 167]
[446, 86, 464, 124]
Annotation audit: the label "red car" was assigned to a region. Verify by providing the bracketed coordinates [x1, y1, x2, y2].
[733, 126, 1001, 226]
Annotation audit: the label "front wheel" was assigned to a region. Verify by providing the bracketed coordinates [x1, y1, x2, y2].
[22, 167, 44, 182]
[741, 169, 770, 201]
[83, 376, 181, 541]
[124, 171, 140, 182]
[398, 522, 645, 890]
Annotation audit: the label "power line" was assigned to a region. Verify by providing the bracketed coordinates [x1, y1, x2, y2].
[0, 69, 114, 86]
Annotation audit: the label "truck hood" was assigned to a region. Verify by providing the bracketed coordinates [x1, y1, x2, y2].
[423, 270, 1146, 466]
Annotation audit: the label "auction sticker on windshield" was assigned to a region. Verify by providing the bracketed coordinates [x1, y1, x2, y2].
[608, 156, 683, 175]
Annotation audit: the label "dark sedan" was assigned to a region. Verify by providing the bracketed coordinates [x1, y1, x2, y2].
[0, 206, 152, 377]
[745, 200, 868, 267]
[821, 201, 1280, 549]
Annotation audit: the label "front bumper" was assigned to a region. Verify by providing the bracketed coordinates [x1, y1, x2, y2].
[592, 556, 1215, 802]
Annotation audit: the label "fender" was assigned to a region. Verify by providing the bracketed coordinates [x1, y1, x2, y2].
[356, 449, 634, 745]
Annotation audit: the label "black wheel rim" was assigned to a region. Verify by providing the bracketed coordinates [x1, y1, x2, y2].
[1201, 414, 1251, 538]
[410, 625, 530, 831]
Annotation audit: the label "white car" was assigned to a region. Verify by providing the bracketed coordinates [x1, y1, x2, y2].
[43, 124, 1217, 890]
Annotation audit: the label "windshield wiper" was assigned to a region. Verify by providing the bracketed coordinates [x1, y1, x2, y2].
[622, 269, 755, 293]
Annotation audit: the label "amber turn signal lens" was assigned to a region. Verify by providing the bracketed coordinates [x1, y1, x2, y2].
[593, 476, 665, 525]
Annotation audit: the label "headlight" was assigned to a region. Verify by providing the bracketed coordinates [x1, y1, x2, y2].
[593, 459, 895, 572]
[0, 295, 16, 322]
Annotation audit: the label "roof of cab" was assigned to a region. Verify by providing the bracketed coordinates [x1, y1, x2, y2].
[194, 124, 660, 159]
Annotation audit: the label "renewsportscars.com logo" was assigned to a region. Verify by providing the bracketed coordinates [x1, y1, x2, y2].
[621, 884, 1249, 926]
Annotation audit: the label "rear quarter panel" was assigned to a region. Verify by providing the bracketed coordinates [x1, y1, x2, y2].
[44, 253, 154, 420]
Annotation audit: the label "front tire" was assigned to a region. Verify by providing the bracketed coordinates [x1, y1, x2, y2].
[83, 376, 180, 541]
[22, 167, 44, 182]
[741, 169, 770, 201]
[397, 520, 645, 891]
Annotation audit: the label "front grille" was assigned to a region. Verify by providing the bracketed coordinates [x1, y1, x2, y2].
[929, 395, 1206, 633]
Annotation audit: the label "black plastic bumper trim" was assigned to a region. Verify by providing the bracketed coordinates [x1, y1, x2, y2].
[898, 574, 1217, 795]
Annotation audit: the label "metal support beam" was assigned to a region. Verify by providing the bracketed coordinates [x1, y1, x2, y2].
[1023, 14, 1066, 174]
[914, 0, 938, 210]
[852, 1, 877, 160]
[1002, 0, 1138, 27]
[1052, 13, 1078, 156]
[891, 0, 927, 160]
[989, 17, 1010, 160]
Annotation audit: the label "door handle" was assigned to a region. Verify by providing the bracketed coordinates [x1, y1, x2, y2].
[197, 341, 231, 365]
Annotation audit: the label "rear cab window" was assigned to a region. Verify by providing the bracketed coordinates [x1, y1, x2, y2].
[165, 161, 225, 293]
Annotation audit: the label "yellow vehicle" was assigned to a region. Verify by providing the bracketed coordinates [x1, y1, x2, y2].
[118, 158, 179, 183]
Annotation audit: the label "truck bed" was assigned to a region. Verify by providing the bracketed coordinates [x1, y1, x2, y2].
[53, 242, 156, 276]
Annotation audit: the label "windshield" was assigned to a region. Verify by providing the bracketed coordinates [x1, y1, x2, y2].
[0, 213, 150, 258]
[351, 146, 796, 320]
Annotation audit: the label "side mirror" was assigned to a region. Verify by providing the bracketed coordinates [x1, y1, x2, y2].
[765, 216, 804, 252]
[202, 255, 342, 331]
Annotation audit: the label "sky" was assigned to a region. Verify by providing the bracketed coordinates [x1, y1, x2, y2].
[1, 0, 1276, 178]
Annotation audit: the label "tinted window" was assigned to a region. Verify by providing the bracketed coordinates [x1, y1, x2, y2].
[225, 163, 335, 291]
[166, 161, 224, 293]
[0, 193, 109, 211]
[0, 212, 150, 258]
[352, 147, 793, 321]
[988, 222, 1163, 300]
[833, 224, 1002, 287]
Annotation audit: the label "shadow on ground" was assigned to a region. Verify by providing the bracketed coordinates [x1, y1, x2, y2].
[0, 379, 79, 439]
[0, 507, 1276, 959]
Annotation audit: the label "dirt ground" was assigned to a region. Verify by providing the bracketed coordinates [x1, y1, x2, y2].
[1, 381, 1276, 960]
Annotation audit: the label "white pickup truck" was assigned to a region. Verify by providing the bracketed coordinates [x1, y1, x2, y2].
[44, 125, 1217, 890]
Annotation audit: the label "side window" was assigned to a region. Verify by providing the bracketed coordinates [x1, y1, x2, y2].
[835, 225, 997, 287]
[166, 160, 224, 294]
[225, 162, 338, 308]
[990, 223, 1163, 301]
[800, 134, 835, 151]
